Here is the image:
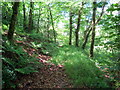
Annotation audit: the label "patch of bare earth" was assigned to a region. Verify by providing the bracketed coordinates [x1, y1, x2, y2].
[16, 40, 73, 88]
[17, 63, 73, 88]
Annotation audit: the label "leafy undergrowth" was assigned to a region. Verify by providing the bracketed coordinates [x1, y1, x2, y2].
[51, 45, 120, 88]
[16, 42, 72, 88]
[2, 35, 41, 88]
[2, 33, 74, 88]
[2, 33, 119, 88]
[14, 38, 73, 88]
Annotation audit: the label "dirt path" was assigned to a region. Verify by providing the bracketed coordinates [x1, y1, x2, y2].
[17, 63, 73, 88]
[16, 40, 73, 88]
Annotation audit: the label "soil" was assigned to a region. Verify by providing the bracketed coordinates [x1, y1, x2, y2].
[15, 40, 73, 88]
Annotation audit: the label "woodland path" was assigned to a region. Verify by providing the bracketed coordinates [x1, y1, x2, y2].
[15, 40, 73, 88]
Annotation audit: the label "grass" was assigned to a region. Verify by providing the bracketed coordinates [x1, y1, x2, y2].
[51, 45, 115, 88]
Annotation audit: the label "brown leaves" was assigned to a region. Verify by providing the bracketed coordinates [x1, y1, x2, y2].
[17, 53, 72, 88]
[15, 40, 73, 88]
[17, 63, 72, 88]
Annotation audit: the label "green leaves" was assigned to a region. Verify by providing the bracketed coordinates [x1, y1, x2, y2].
[97, 2, 106, 8]
[2, 58, 15, 68]
[2, 24, 8, 30]
[15, 67, 38, 74]
[2, 35, 41, 88]
[107, 3, 120, 11]
[51, 45, 110, 88]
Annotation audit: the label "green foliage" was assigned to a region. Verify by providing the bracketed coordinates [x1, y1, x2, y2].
[28, 33, 45, 40]
[15, 66, 38, 74]
[52, 46, 118, 88]
[98, 3, 120, 51]
[40, 42, 58, 56]
[31, 41, 58, 56]
[2, 35, 41, 88]
[2, 1, 120, 88]
[94, 48, 119, 85]
[27, 32, 59, 56]
[2, 2, 12, 26]
[97, 2, 108, 8]
[2, 24, 8, 30]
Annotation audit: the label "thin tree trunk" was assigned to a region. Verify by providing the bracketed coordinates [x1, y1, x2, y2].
[82, 3, 105, 49]
[23, 1, 26, 32]
[69, 7, 73, 45]
[28, 1, 33, 32]
[75, 2, 84, 47]
[48, 5, 56, 42]
[83, 19, 92, 41]
[7, 1, 20, 43]
[37, 5, 41, 33]
[89, 1, 97, 57]
[82, 27, 92, 49]
[83, 20, 90, 39]
[47, 12, 50, 40]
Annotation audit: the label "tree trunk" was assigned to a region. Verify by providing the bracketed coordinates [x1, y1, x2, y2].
[28, 1, 33, 32]
[7, 1, 20, 43]
[82, 3, 105, 49]
[23, 1, 26, 32]
[83, 19, 92, 39]
[69, 8, 73, 45]
[89, 1, 97, 57]
[75, 2, 84, 47]
[82, 27, 92, 49]
[37, 5, 41, 33]
[48, 5, 56, 42]
[47, 12, 50, 40]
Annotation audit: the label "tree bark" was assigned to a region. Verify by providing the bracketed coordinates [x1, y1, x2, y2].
[83, 20, 91, 39]
[7, 1, 20, 43]
[69, 7, 73, 45]
[23, 1, 26, 32]
[37, 5, 42, 33]
[82, 27, 92, 49]
[47, 11, 50, 40]
[48, 5, 56, 42]
[75, 2, 84, 47]
[82, 3, 105, 49]
[89, 1, 97, 57]
[28, 1, 34, 32]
